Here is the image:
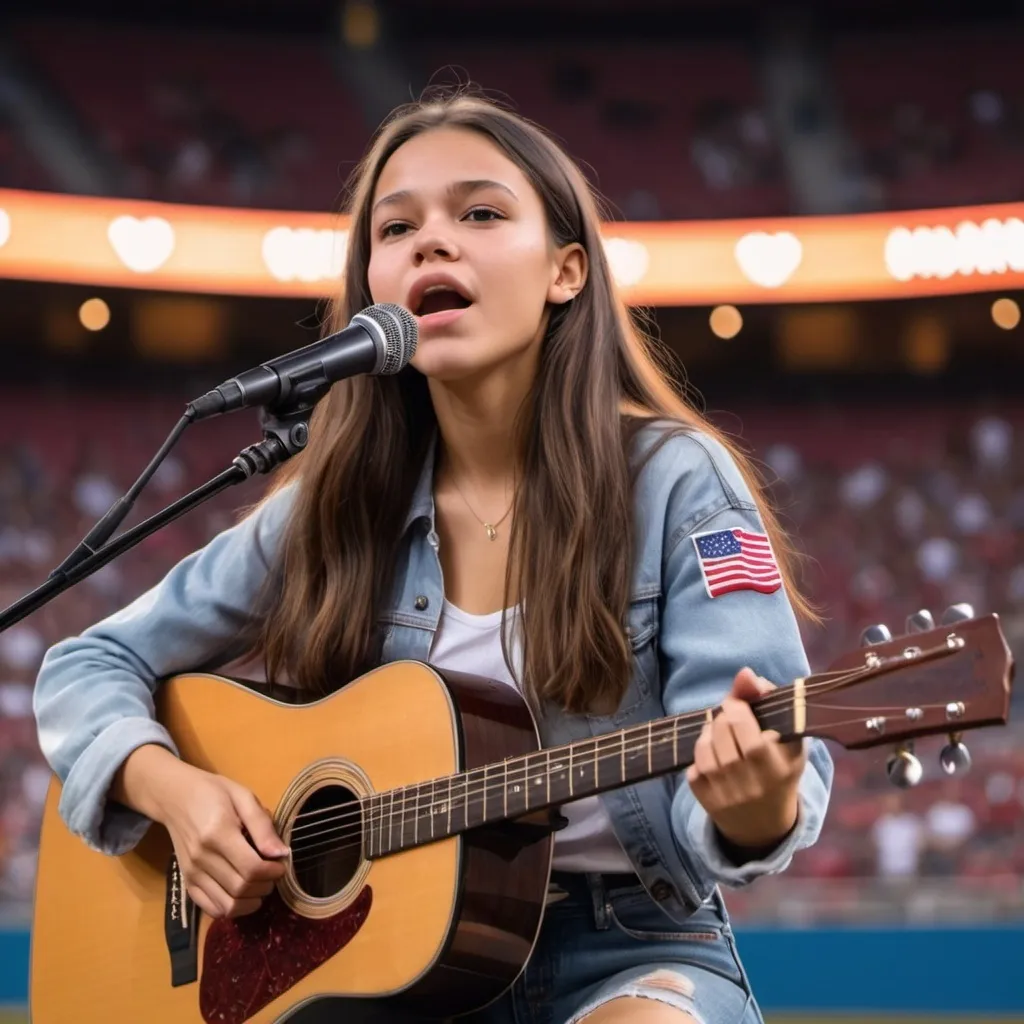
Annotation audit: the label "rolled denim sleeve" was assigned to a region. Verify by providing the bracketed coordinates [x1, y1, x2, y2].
[33, 484, 295, 856]
[651, 434, 833, 888]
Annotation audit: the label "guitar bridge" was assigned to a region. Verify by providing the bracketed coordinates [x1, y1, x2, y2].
[164, 853, 198, 987]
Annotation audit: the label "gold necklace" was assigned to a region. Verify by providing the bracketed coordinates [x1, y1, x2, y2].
[448, 475, 514, 541]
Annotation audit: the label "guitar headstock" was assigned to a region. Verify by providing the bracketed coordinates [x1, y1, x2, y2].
[802, 604, 1014, 787]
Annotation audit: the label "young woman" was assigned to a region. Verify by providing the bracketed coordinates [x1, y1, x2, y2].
[35, 92, 833, 1024]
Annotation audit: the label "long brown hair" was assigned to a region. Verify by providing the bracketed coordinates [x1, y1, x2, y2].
[250, 90, 812, 713]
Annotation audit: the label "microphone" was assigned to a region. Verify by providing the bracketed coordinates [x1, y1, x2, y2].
[186, 302, 418, 421]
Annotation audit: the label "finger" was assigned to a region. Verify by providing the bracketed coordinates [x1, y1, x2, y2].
[730, 667, 776, 702]
[693, 727, 719, 775]
[187, 877, 232, 919]
[190, 874, 263, 919]
[228, 785, 290, 860]
[716, 700, 749, 765]
[186, 885, 221, 920]
[721, 697, 764, 758]
[200, 849, 279, 900]
[226, 897, 264, 919]
[220, 828, 289, 885]
[763, 729, 806, 763]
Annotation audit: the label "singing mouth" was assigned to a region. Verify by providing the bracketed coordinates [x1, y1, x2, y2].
[408, 275, 474, 317]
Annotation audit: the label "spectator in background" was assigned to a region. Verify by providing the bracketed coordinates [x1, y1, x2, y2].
[872, 792, 925, 882]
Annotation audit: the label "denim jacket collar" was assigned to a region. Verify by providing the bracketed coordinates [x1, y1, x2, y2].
[402, 431, 439, 535]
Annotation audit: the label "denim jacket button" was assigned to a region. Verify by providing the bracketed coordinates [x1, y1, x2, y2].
[650, 880, 672, 901]
[414, 595, 429, 611]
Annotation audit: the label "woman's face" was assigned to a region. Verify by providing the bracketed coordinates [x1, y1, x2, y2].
[367, 127, 583, 382]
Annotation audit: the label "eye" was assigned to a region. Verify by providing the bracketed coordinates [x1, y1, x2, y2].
[378, 221, 410, 239]
[463, 207, 505, 223]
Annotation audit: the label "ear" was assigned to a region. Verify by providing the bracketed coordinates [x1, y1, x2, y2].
[547, 242, 588, 305]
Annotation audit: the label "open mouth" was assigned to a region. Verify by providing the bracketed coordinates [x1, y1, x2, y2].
[415, 285, 473, 317]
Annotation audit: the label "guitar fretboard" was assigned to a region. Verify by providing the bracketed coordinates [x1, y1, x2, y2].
[360, 692, 798, 858]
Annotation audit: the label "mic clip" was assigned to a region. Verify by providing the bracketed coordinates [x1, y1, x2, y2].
[232, 404, 314, 479]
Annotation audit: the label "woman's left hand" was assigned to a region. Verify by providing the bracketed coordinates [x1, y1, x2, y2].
[685, 667, 806, 855]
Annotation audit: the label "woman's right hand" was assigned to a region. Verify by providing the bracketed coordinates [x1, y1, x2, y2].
[113, 744, 290, 919]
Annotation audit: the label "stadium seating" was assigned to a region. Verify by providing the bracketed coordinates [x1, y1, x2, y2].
[832, 26, 1024, 210]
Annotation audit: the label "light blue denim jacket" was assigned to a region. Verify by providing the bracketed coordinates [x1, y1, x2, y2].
[34, 422, 833, 924]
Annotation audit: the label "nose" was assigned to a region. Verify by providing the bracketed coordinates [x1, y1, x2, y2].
[413, 216, 459, 266]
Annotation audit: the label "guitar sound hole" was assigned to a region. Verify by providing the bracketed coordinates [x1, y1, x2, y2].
[289, 784, 362, 899]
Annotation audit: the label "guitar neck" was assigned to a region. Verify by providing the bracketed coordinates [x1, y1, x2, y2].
[363, 688, 802, 858]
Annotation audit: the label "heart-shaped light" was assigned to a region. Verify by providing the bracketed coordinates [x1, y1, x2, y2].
[0, 208, 9, 249]
[603, 237, 650, 288]
[734, 231, 802, 288]
[262, 226, 348, 283]
[107, 215, 175, 273]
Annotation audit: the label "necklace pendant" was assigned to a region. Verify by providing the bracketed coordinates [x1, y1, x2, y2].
[484, 524, 497, 541]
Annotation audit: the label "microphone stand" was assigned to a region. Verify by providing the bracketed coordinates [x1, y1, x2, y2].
[0, 403, 316, 634]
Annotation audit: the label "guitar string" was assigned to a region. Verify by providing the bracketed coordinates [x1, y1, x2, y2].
[285, 669, 959, 846]
[286, 662, 878, 838]
[286, 685, 954, 848]
[282, 706, 932, 869]
[284, 701, 954, 867]
[287, 700, 793, 843]
[285, 648, 959, 842]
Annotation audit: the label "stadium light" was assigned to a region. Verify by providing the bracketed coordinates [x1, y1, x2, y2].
[710, 304, 743, 339]
[78, 297, 110, 331]
[991, 297, 1021, 330]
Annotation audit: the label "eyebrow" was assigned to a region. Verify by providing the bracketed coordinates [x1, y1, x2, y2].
[372, 179, 519, 214]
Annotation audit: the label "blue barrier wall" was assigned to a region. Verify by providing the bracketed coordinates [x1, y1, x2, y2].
[5, 925, 1023, 1012]
[738, 926, 1024, 1014]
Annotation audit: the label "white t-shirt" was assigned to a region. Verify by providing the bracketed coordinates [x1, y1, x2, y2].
[428, 599, 633, 874]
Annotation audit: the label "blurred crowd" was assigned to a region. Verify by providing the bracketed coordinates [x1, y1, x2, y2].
[2, 19, 1021, 218]
[0, 396, 1021, 920]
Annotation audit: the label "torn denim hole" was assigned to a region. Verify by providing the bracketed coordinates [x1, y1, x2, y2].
[566, 969, 704, 1024]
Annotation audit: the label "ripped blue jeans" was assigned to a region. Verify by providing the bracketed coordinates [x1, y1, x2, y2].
[462, 871, 766, 1024]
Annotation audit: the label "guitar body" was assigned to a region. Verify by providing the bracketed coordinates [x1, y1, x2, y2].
[30, 662, 553, 1023]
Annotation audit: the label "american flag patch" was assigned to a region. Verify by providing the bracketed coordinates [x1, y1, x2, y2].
[692, 527, 782, 599]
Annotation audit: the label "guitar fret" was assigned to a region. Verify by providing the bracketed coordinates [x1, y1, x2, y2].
[568, 744, 574, 797]
[374, 795, 382, 858]
[503, 760, 508, 818]
[447, 776, 453, 835]
[647, 721, 653, 775]
[388, 790, 394, 853]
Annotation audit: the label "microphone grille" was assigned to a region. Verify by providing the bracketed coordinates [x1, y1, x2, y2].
[359, 303, 418, 375]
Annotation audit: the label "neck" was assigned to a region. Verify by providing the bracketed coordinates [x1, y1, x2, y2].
[358, 688, 803, 858]
[428, 357, 536, 489]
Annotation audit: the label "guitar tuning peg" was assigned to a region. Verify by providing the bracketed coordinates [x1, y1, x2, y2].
[860, 623, 892, 647]
[887, 744, 923, 789]
[939, 735, 972, 776]
[905, 609, 935, 634]
[941, 603, 975, 625]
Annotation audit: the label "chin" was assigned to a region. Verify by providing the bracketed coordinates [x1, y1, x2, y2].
[410, 337, 494, 382]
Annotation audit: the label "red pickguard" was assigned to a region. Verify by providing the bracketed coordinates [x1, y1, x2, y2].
[198, 886, 372, 1024]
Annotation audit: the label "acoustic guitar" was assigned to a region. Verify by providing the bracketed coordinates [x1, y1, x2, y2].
[30, 609, 1014, 1023]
